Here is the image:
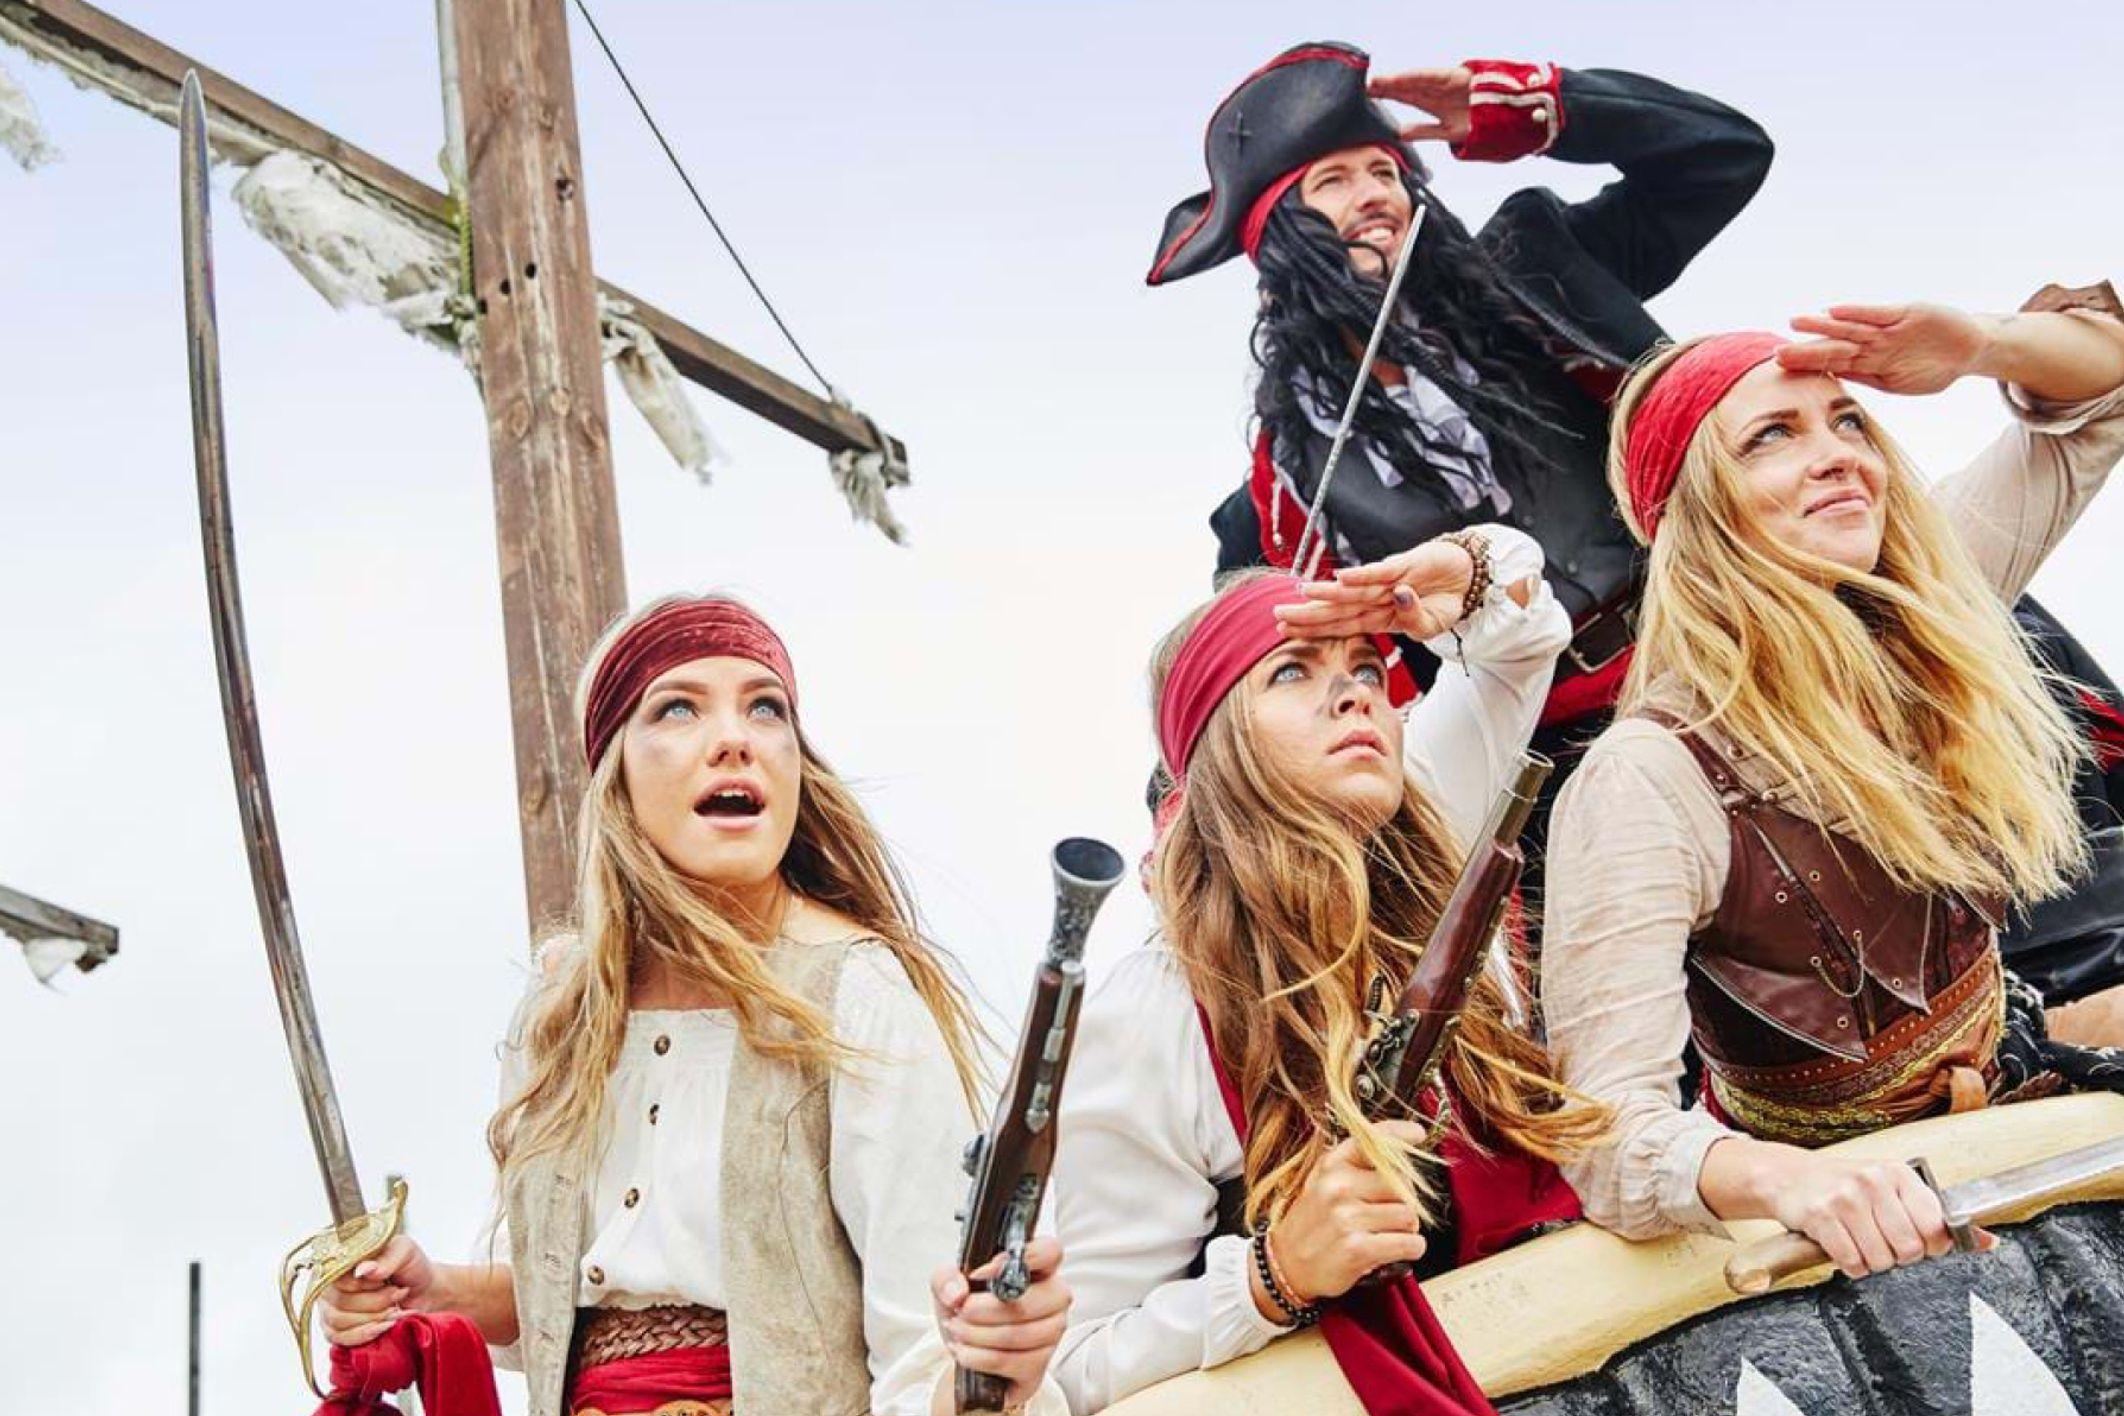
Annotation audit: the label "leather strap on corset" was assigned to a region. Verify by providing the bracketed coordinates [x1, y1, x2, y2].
[1653, 717, 2007, 1145]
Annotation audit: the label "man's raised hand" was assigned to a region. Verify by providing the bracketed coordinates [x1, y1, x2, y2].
[1366, 67, 1473, 145]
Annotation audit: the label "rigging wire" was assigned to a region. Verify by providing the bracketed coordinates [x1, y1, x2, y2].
[568, 0, 836, 395]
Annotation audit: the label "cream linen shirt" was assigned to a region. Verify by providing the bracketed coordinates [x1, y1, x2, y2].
[1050, 524, 1572, 1412]
[486, 942, 1068, 1416]
[1542, 374, 2124, 1242]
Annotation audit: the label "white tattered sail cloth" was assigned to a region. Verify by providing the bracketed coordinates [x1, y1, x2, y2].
[1104, 1093, 2124, 1413]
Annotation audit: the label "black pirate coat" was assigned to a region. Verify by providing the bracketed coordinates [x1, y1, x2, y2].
[1207, 64, 1774, 697]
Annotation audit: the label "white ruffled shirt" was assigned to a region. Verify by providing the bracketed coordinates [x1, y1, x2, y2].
[490, 942, 1067, 1416]
[1048, 524, 1569, 1411]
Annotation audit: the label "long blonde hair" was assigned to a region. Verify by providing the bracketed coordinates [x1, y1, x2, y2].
[488, 596, 986, 1189]
[1612, 339, 2087, 902]
[1150, 575, 1608, 1228]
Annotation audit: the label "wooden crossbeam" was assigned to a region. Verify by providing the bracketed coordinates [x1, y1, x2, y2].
[0, 0, 905, 463]
[0, 883, 119, 970]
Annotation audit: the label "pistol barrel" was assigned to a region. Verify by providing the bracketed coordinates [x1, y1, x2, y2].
[1488, 751, 1554, 848]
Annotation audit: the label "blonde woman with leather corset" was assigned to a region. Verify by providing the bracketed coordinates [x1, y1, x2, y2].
[1543, 289, 2124, 1284]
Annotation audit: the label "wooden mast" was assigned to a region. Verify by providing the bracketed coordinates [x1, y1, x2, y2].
[447, 0, 623, 929]
[2, 0, 912, 932]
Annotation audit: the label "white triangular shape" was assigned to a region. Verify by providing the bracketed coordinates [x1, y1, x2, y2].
[1969, 1292, 2080, 1415]
[19, 936, 86, 985]
[1735, 1359, 1808, 1416]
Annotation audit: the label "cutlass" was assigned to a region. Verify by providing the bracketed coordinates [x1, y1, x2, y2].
[1725, 1134, 2124, 1294]
[179, 68, 405, 1395]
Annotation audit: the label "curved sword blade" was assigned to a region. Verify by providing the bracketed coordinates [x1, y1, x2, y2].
[181, 70, 365, 1225]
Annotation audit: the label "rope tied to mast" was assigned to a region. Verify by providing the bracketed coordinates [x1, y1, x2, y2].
[569, 0, 909, 537]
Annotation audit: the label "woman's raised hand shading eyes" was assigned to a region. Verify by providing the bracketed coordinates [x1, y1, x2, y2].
[1778, 303, 1992, 396]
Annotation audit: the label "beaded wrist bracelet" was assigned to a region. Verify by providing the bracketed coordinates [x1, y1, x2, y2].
[1250, 1220, 1321, 1328]
[1436, 528, 1494, 624]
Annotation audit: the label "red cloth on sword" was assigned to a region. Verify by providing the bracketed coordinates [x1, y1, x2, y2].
[1194, 1005, 1578, 1414]
[314, 1314, 502, 1416]
[568, 1347, 735, 1414]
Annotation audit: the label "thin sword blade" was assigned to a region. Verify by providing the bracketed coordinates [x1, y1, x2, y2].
[1944, 1133, 2124, 1228]
[180, 70, 365, 1226]
[1291, 202, 1429, 580]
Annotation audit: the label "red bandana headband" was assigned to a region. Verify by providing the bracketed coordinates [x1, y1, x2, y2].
[1240, 143, 1412, 262]
[1623, 331, 1789, 538]
[1157, 576, 1310, 778]
[581, 598, 797, 767]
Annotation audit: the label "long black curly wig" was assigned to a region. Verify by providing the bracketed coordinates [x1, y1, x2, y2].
[1251, 167, 1568, 492]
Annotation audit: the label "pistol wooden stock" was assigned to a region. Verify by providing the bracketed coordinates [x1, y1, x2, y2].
[1355, 752, 1552, 1283]
[954, 837, 1125, 1412]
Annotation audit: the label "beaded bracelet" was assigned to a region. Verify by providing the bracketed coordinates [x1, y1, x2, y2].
[1435, 528, 1493, 624]
[1250, 1220, 1322, 1328]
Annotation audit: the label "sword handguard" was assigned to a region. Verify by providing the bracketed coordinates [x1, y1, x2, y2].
[278, 1176, 409, 1397]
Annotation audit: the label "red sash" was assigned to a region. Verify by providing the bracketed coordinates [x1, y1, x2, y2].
[313, 1314, 502, 1416]
[1196, 1008, 1579, 1414]
[568, 1347, 735, 1414]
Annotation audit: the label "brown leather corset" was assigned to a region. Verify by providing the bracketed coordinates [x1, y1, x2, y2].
[1668, 727, 2007, 1144]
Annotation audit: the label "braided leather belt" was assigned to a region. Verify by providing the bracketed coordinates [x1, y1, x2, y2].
[574, 1304, 729, 1371]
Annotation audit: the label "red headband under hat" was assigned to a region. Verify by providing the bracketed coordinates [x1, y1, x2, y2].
[581, 597, 797, 767]
[1622, 332, 1789, 538]
[1238, 143, 1412, 262]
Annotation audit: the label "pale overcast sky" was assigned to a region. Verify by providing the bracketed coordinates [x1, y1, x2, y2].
[4, 3, 2121, 1411]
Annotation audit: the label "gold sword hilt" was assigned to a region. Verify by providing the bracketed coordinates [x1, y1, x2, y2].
[278, 1177, 410, 1397]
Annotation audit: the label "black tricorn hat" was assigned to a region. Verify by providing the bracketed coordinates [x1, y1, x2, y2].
[1148, 42, 1410, 286]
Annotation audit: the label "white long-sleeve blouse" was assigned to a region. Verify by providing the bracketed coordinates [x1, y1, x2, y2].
[489, 940, 1068, 1416]
[1048, 524, 1570, 1412]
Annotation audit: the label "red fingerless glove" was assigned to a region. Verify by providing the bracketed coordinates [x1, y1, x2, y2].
[1451, 60, 1564, 163]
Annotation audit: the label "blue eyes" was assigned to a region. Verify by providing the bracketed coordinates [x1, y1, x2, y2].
[1748, 411, 1869, 451]
[649, 696, 787, 723]
[1270, 660, 1385, 686]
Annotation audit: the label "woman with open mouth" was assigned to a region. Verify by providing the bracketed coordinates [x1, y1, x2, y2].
[1542, 289, 2124, 1278]
[314, 594, 1072, 1415]
[1049, 523, 1609, 1414]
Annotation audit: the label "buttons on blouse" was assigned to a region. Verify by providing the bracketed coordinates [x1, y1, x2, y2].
[587, 1264, 606, 1286]
[648, 1103, 660, 1125]
[624, 1187, 640, 1209]
[653, 1034, 672, 1056]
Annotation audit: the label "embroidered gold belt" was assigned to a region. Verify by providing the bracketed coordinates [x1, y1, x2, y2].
[1708, 952, 2006, 1147]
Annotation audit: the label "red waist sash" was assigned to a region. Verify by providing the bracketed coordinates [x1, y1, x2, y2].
[568, 1347, 734, 1415]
